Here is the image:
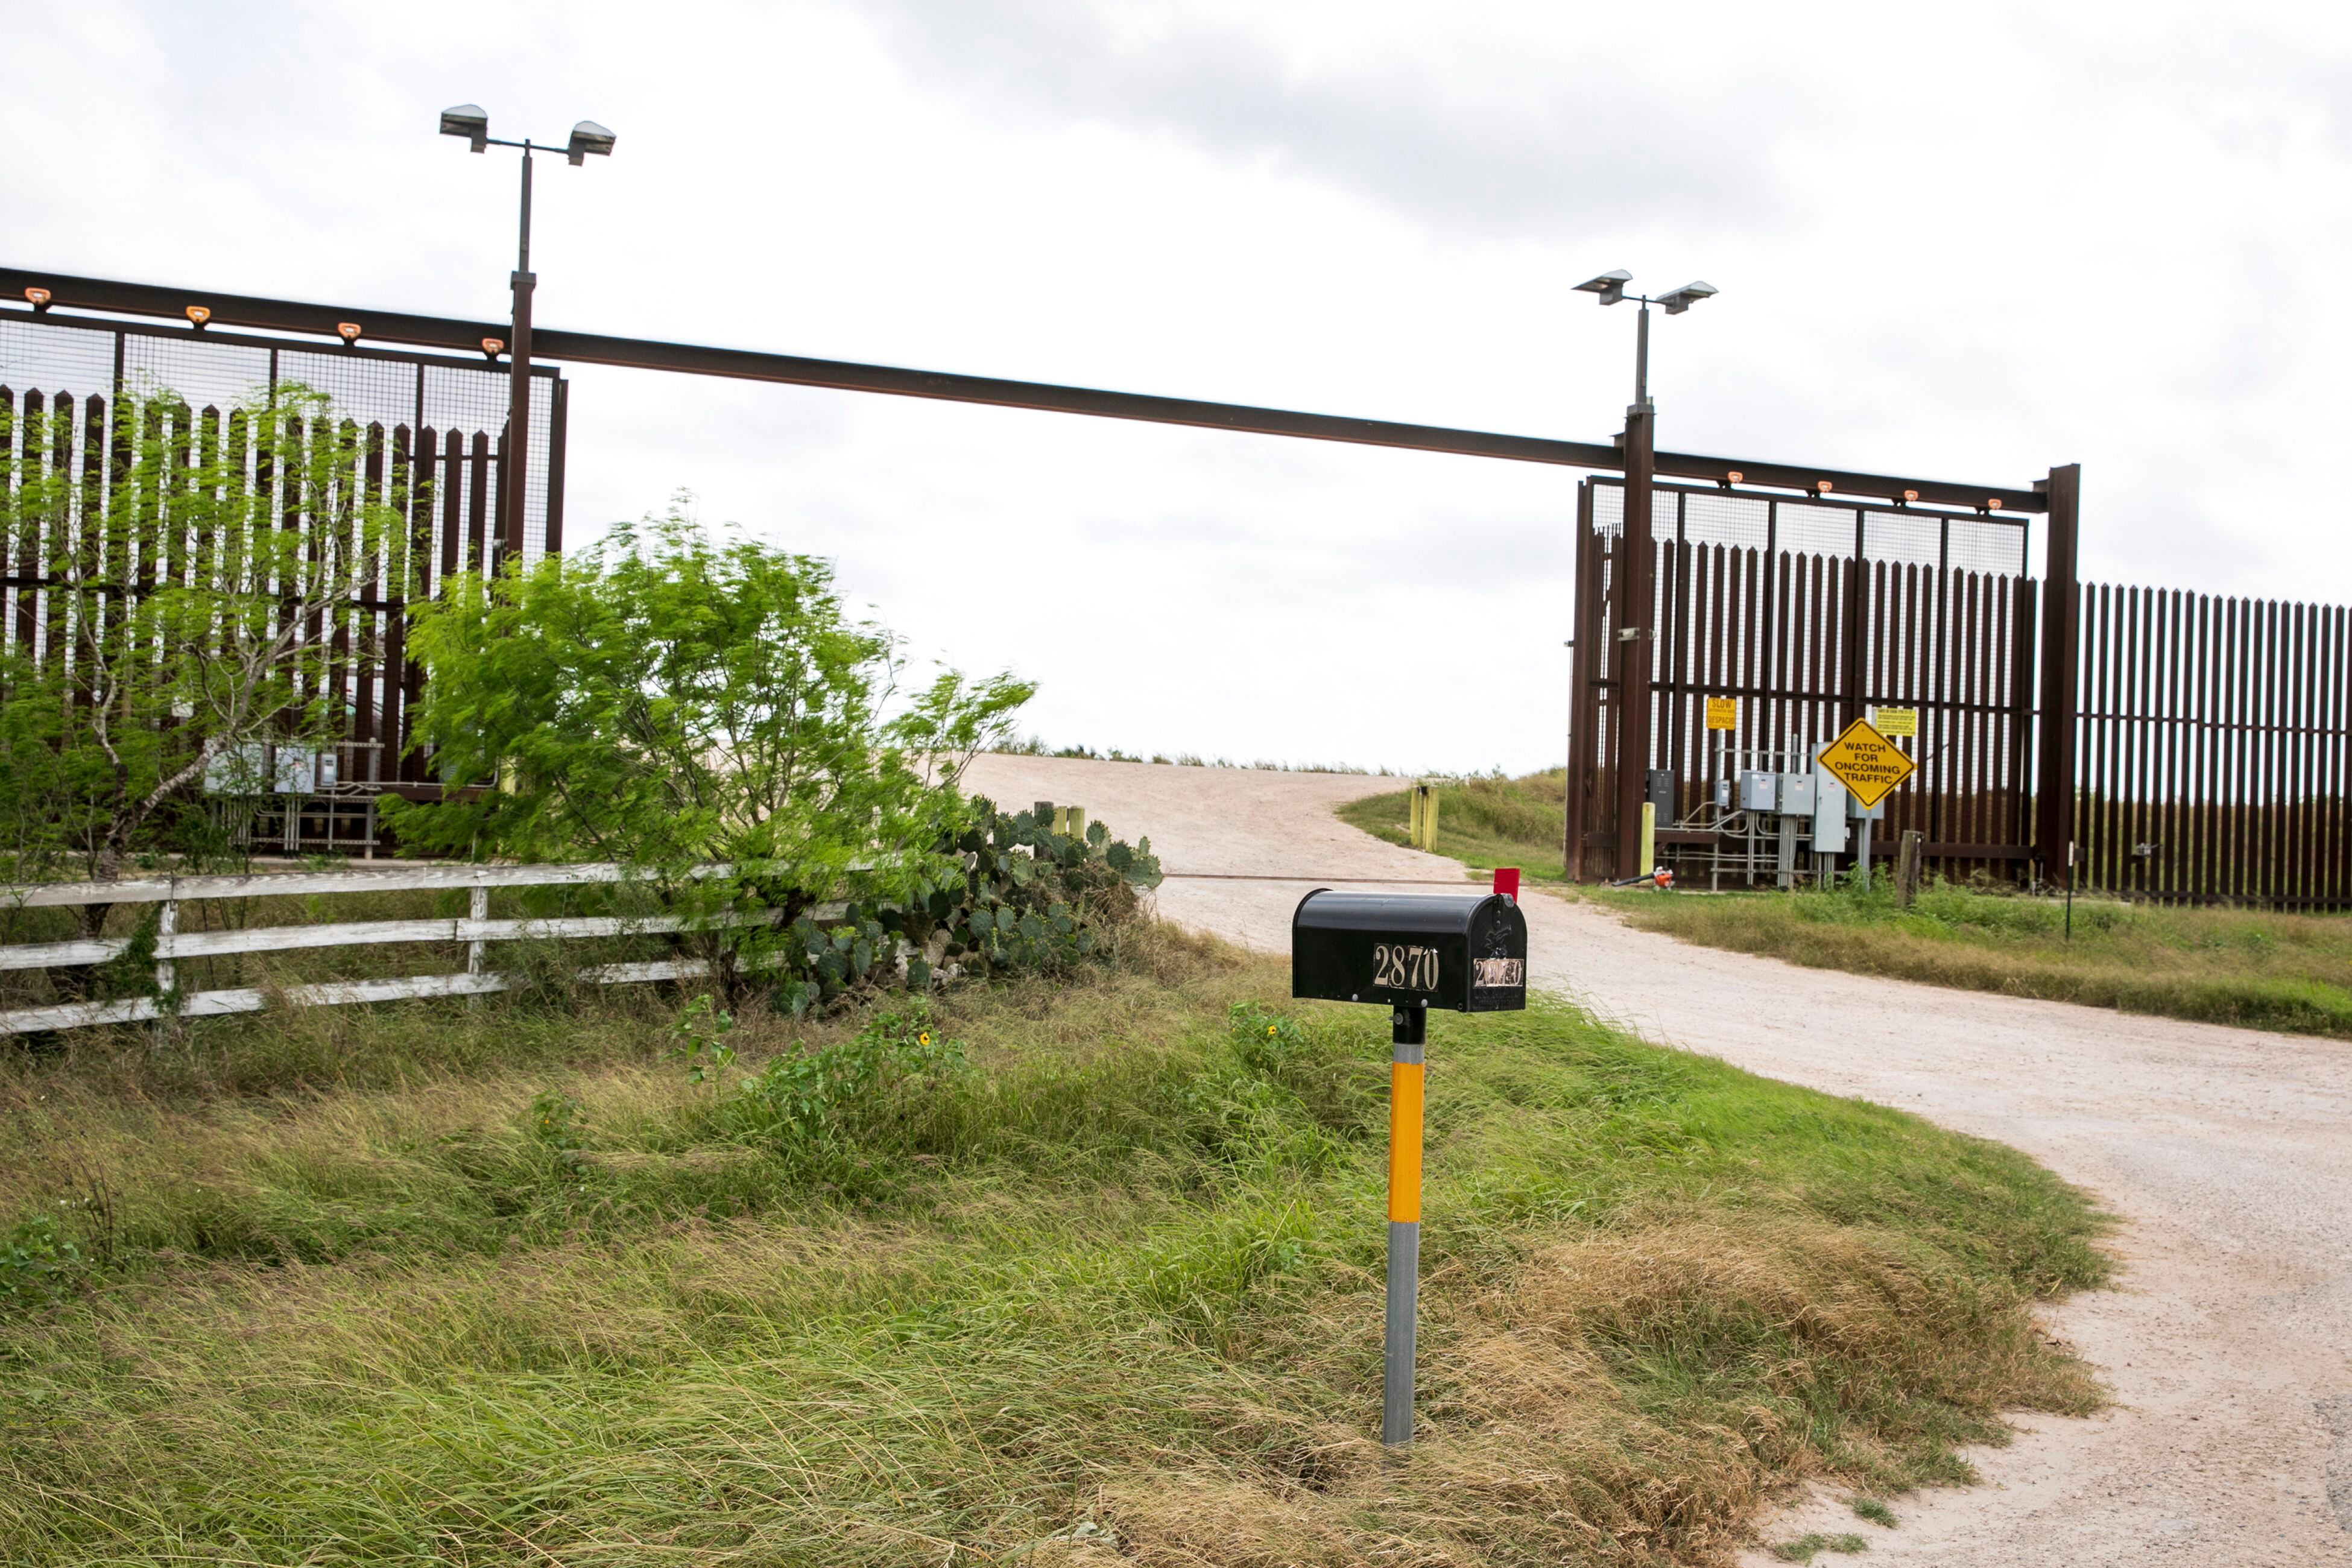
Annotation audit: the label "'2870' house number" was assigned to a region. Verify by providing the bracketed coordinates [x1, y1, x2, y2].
[1373, 943, 1525, 991]
[1371, 943, 1440, 990]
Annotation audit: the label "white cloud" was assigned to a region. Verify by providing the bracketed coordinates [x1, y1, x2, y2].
[5, 0, 2348, 773]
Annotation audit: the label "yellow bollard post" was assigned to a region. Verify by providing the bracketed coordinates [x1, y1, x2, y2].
[1639, 801, 1656, 885]
[1422, 789, 1440, 852]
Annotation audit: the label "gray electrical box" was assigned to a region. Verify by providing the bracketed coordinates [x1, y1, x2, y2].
[1848, 791, 1885, 822]
[1777, 773, 1815, 815]
[1739, 770, 1777, 813]
[1713, 776, 1733, 811]
[1646, 769, 1676, 820]
[1812, 766, 1850, 853]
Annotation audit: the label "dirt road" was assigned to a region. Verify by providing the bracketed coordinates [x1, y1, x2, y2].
[965, 753, 2352, 1566]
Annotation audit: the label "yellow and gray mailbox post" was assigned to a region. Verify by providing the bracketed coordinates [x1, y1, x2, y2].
[1291, 886, 1529, 1452]
[1383, 1001, 1427, 1444]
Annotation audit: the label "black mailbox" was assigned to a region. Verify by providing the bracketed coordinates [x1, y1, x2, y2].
[1291, 890, 1528, 1013]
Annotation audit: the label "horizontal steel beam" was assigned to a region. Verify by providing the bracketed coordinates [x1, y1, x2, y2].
[540, 321, 1633, 469]
[1635, 449, 2044, 514]
[0, 265, 2048, 511]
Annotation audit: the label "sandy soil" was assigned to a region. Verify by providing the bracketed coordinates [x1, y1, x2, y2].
[964, 753, 2352, 1565]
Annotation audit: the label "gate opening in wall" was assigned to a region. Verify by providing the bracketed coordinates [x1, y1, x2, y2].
[1565, 475, 2037, 891]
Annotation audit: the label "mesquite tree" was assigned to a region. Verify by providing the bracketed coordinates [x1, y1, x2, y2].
[386, 504, 1034, 911]
[0, 385, 402, 900]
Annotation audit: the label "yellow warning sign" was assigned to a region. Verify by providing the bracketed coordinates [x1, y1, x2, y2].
[1816, 717, 1917, 809]
[1704, 697, 1737, 732]
[1873, 706, 1917, 738]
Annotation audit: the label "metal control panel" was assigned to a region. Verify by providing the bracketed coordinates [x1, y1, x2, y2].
[1812, 764, 1850, 853]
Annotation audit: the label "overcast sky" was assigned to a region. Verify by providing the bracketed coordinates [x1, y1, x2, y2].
[7, 1, 2349, 773]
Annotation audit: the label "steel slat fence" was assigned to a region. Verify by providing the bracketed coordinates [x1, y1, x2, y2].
[2071, 581, 2350, 906]
[0, 314, 567, 853]
[1570, 475, 2352, 907]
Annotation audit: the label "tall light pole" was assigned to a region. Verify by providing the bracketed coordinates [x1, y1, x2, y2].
[1571, 271, 1717, 880]
[439, 106, 614, 564]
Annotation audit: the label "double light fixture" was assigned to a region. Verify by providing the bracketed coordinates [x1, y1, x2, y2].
[437, 104, 615, 166]
[1572, 270, 1719, 314]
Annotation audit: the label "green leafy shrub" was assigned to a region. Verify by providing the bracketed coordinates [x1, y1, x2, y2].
[528, 1089, 584, 1153]
[670, 994, 737, 1083]
[382, 505, 1161, 1013]
[1228, 999, 1309, 1074]
[385, 504, 1029, 891]
[0, 1213, 83, 1311]
[723, 1002, 965, 1145]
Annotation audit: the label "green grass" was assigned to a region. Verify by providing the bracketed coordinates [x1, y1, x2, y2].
[1769, 1534, 1869, 1563]
[1605, 877, 2352, 1040]
[1337, 770, 1569, 882]
[1, 926, 2108, 1566]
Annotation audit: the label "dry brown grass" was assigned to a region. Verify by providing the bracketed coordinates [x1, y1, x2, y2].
[1080, 1210, 2094, 1567]
[2, 928, 2107, 1566]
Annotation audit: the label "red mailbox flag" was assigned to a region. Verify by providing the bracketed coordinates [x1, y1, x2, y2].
[1493, 867, 1520, 903]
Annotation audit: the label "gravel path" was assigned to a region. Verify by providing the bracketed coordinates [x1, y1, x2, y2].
[965, 753, 2352, 1566]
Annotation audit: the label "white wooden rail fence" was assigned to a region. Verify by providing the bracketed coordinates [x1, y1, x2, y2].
[0, 864, 843, 1037]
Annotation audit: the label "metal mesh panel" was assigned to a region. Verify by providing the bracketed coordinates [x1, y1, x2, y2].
[277, 348, 423, 432]
[1592, 481, 2031, 577]
[1949, 517, 2026, 575]
[1679, 490, 1770, 549]
[1592, 481, 1622, 538]
[0, 316, 119, 406]
[1862, 510, 1943, 568]
[1, 316, 559, 567]
[121, 334, 273, 413]
[1775, 499, 1860, 560]
[422, 363, 553, 564]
